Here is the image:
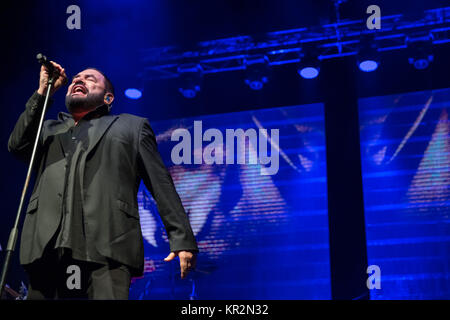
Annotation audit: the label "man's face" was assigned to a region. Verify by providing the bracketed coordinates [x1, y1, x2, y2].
[65, 69, 107, 113]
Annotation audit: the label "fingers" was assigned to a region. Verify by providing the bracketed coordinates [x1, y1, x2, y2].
[50, 61, 62, 76]
[180, 261, 194, 279]
[38, 60, 67, 96]
[48, 61, 68, 86]
[164, 252, 176, 262]
[180, 260, 188, 279]
[41, 61, 58, 76]
[164, 251, 197, 279]
[179, 253, 196, 279]
[59, 68, 68, 85]
[50, 61, 63, 73]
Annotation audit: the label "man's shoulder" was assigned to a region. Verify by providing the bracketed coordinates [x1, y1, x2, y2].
[44, 118, 65, 129]
[114, 113, 153, 136]
[116, 113, 148, 124]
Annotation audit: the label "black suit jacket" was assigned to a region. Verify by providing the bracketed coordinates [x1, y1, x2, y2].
[8, 92, 198, 276]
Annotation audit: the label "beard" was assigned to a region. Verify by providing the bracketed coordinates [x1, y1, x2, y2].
[65, 91, 105, 114]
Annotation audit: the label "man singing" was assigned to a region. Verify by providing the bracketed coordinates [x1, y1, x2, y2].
[8, 61, 198, 299]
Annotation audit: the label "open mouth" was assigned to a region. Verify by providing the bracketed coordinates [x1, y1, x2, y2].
[71, 84, 87, 95]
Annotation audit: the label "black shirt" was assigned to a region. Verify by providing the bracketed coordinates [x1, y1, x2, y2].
[54, 106, 109, 264]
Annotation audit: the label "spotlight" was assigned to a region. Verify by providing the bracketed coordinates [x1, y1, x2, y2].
[178, 64, 203, 99]
[357, 35, 379, 72]
[244, 55, 270, 90]
[124, 72, 145, 100]
[125, 88, 142, 99]
[179, 85, 200, 99]
[406, 33, 434, 70]
[359, 60, 378, 72]
[299, 67, 319, 79]
[297, 49, 320, 79]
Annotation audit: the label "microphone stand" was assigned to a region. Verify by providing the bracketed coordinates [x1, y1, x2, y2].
[0, 74, 56, 298]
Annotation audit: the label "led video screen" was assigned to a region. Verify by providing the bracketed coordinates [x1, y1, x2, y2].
[359, 88, 450, 299]
[129, 102, 331, 299]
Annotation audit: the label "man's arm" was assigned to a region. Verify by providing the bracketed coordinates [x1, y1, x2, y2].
[137, 119, 198, 277]
[8, 92, 52, 161]
[8, 62, 66, 161]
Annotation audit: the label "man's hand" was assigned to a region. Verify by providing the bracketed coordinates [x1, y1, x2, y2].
[164, 250, 197, 279]
[37, 61, 67, 97]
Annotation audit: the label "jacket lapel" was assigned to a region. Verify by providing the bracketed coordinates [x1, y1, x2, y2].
[78, 114, 119, 206]
[56, 111, 119, 157]
[84, 114, 119, 155]
[52, 113, 75, 157]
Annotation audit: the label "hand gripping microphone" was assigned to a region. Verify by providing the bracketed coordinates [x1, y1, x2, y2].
[36, 53, 59, 76]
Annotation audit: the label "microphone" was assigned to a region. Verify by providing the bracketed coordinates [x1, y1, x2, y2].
[36, 53, 59, 76]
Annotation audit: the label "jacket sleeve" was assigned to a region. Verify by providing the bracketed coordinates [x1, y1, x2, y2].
[137, 119, 199, 253]
[8, 91, 53, 161]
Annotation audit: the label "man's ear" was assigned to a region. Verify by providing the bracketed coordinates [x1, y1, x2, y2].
[104, 92, 114, 105]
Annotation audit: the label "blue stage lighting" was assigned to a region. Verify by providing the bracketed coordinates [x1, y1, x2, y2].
[179, 86, 200, 99]
[357, 34, 379, 73]
[244, 55, 270, 90]
[245, 77, 268, 90]
[178, 64, 203, 99]
[125, 88, 142, 99]
[299, 67, 319, 79]
[359, 60, 378, 72]
[409, 56, 433, 70]
[297, 47, 320, 79]
[406, 33, 434, 70]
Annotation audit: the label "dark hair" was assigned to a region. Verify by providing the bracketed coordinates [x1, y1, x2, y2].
[84, 67, 115, 95]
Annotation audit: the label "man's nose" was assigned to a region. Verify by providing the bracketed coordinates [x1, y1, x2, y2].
[73, 80, 85, 86]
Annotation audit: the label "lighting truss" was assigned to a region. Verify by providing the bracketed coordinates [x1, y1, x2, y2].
[141, 7, 450, 80]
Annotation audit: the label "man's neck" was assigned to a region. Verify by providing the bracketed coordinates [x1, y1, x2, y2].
[71, 109, 92, 125]
[69, 104, 108, 125]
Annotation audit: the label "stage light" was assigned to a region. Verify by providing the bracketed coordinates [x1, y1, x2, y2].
[245, 77, 268, 90]
[408, 54, 434, 70]
[125, 88, 142, 99]
[297, 48, 320, 79]
[124, 72, 145, 100]
[406, 33, 434, 70]
[299, 67, 319, 79]
[359, 60, 378, 72]
[178, 64, 203, 98]
[357, 34, 379, 72]
[244, 55, 270, 90]
[179, 87, 199, 99]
